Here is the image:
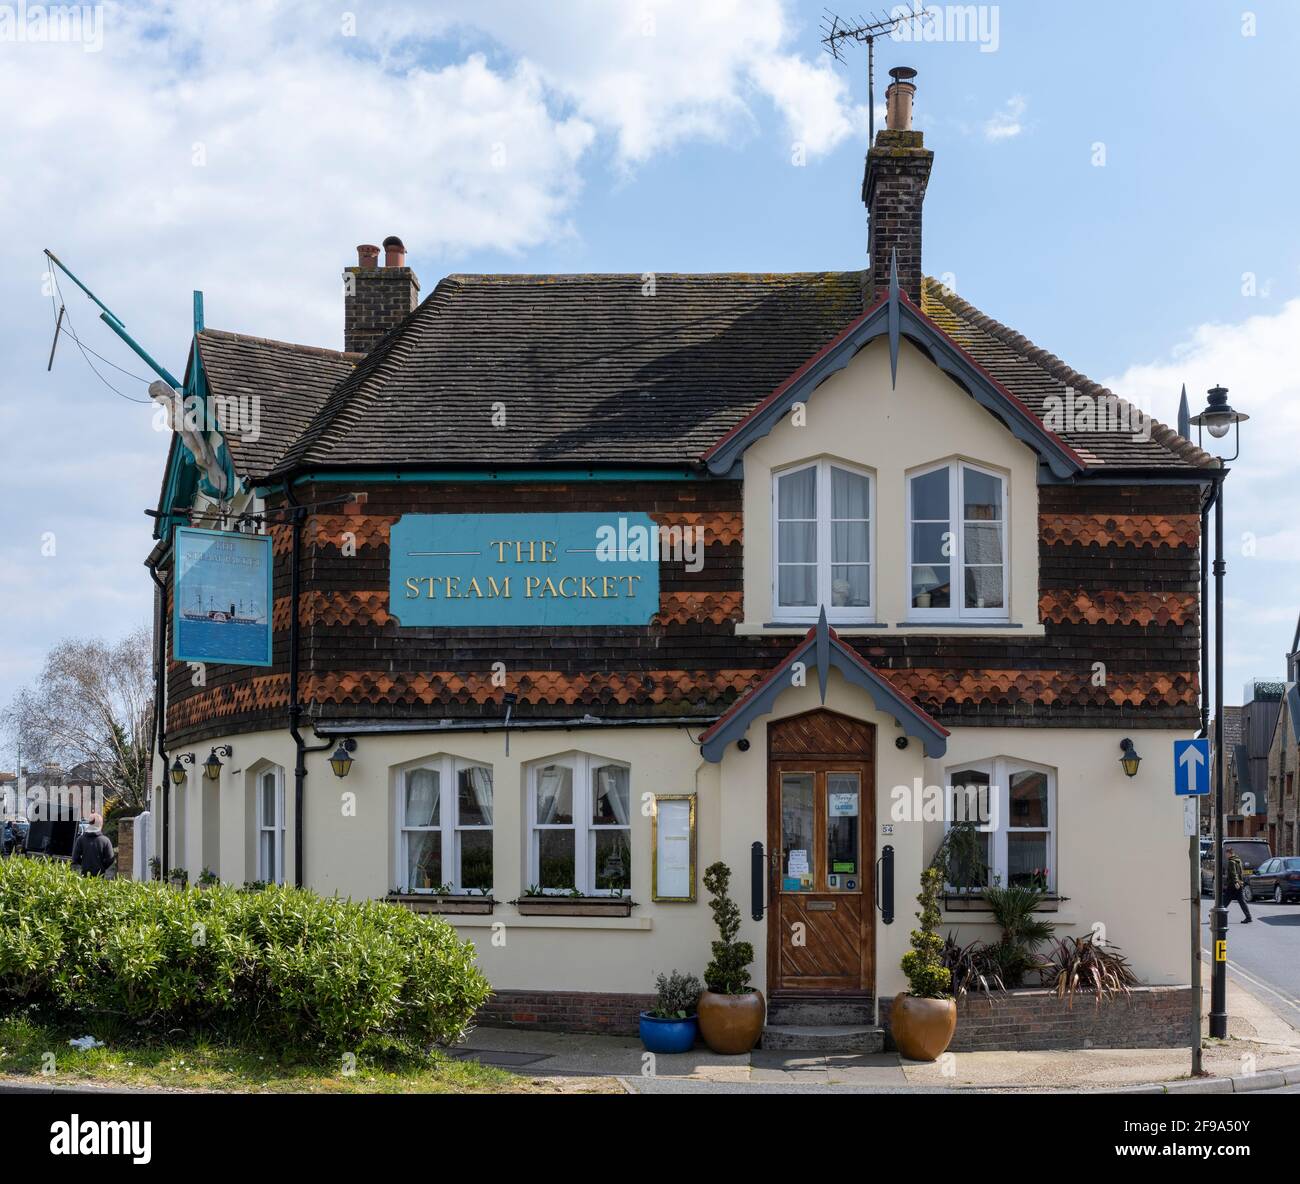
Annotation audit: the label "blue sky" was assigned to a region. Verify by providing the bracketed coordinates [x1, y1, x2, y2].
[2, 0, 1298, 763]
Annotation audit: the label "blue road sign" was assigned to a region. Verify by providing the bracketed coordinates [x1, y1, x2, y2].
[1174, 738, 1210, 796]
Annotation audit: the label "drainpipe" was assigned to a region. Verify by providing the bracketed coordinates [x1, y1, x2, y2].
[1198, 477, 1218, 740]
[145, 555, 170, 881]
[281, 481, 334, 888]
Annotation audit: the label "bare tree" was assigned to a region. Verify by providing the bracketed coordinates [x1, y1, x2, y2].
[3, 626, 154, 812]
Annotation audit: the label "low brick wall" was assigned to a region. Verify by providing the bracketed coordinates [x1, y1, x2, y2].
[116, 816, 135, 880]
[477, 990, 654, 1036]
[879, 986, 1195, 1052]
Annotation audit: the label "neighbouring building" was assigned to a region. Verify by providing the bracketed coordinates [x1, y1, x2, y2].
[144, 74, 1216, 1042]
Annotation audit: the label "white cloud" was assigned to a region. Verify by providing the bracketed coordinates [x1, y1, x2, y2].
[1104, 297, 1300, 700]
[984, 94, 1027, 141]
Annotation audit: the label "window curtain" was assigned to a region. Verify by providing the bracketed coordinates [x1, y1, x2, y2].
[463, 766, 493, 824]
[597, 766, 630, 825]
[536, 765, 569, 823]
[406, 768, 438, 827]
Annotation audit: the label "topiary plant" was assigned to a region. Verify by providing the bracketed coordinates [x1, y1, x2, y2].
[900, 866, 953, 999]
[702, 861, 754, 995]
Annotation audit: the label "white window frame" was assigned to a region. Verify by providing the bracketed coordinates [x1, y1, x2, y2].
[772, 458, 875, 623]
[906, 459, 1009, 622]
[527, 752, 631, 896]
[256, 765, 285, 886]
[396, 756, 493, 895]
[942, 757, 1056, 893]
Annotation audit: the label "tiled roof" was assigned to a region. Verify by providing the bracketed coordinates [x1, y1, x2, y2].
[196, 330, 360, 481]
[193, 272, 1213, 479]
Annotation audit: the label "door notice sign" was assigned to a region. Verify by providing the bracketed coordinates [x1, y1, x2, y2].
[787, 850, 809, 876]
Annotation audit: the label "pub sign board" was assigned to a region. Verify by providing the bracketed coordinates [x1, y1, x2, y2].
[390, 513, 661, 627]
[173, 526, 273, 666]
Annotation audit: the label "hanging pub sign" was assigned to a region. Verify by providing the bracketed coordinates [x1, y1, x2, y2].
[173, 526, 273, 666]
[390, 513, 662, 627]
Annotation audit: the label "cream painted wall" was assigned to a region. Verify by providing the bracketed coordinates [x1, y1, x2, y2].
[155, 681, 1190, 1005]
[740, 336, 1044, 636]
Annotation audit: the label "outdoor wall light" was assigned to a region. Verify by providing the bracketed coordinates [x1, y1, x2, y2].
[203, 745, 233, 781]
[329, 738, 358, 779]
[1119, 738, 1142, 778]
[169, 753, 195, 785]
[1189, 385, 1249, 458]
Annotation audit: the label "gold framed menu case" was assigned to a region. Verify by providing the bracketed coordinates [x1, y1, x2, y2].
[651, 794, 696, 902]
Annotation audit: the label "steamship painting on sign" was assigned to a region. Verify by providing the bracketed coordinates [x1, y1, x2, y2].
[173, 527, 273, 666]
[389, 513, 661, 626]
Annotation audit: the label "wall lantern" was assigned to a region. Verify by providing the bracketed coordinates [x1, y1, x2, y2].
[169, 753, 195, 785]
[203, 745, 233, 781]
[329, 738, 358, 779]
[1119, 738, 1142, 778]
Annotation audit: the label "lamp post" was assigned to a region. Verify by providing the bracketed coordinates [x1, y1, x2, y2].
[1189, 384, 1248, 1042]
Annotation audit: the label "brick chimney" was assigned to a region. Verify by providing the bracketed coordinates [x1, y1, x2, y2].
[344, 235, 420, 354]
[862, 67, 933, 305]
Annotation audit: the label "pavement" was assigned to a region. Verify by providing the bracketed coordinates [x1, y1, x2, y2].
[454, 962, 1300, 1094]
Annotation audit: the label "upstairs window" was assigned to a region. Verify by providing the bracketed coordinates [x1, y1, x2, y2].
[398, 758, 493, 894]
[908, 461, 1007, 620]
[773, 460, 873, 621]
[528, 753, 631, 896]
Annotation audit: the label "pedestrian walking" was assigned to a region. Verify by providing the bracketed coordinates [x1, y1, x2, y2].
[70, 813, 115, 878]
[1225, 850, 1252, 924]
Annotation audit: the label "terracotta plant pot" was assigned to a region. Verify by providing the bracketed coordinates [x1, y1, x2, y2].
[697, 989, 765, 1054]
[890, 993, 957, 1062]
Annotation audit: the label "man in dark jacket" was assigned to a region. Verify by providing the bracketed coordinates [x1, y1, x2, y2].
[71, 814, 115, 877]
[1225, 851, 1252, 924]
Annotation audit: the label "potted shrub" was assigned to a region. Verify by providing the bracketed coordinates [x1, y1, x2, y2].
[696, 861, 765, 1054]
[639, 970, 703, 1053]
[891, 866, 957, 1061]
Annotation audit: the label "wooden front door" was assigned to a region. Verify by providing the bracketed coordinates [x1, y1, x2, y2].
[767, 710, 875, 993]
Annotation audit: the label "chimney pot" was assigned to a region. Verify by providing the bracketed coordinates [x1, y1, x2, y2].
[357, 244, 380, 269]
[383, 235, 406, 268]
[885, 66, 918, 132]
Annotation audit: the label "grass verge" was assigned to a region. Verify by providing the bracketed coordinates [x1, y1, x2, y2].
[0, 1011, 617, 1094]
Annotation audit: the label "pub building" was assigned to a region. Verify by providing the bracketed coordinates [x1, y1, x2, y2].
[147, 73, 1213, 1044]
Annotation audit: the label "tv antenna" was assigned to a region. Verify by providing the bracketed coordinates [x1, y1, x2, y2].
[820, 8, 934, 144]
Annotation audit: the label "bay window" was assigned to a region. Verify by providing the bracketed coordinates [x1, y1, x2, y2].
[773, 459, 873, 621]
[908, 461, 1007, 620]
[398, 757, 493, 893]
[944, 758, 1055, 893]
[529, 753, 631, 895]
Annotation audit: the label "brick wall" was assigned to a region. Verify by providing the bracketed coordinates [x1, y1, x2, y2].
[880, 986, 1195, 1052]
[476, 989, 654, 1037]
[116, 815, 135, 880]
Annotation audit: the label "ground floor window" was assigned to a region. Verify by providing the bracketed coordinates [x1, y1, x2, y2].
[256, 765, 285, 885]
[943, 757, 1055, 892]
[398, 757, 493, 893]
[528, 753, 631, 895]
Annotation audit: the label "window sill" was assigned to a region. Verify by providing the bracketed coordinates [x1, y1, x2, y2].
[510, 896, 637, 917]
[735, 621, 1044, 638]
[942, 892, 1069, 916]
[387, 893, 496, 915]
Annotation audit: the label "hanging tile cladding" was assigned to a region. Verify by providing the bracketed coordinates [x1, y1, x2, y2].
[165, 481, 1202, 744]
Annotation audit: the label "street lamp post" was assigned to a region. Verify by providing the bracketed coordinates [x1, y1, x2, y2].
[1189, 384, 1248, 1042]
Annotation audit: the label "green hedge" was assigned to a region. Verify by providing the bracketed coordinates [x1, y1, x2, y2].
[0, 858, 491, 1053]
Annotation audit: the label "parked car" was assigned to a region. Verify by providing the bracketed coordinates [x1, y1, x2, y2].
[1244, 856, 1300, 904]
[1201, 837, 1272, 896]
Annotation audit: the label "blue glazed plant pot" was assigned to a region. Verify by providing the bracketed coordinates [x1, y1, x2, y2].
[639, 1012, 699, 1054]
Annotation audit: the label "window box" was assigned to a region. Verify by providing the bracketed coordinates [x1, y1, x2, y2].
[943, 892, 1068, 913]
[387, 892, 496, 916]
[510, 895, 638, 918]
